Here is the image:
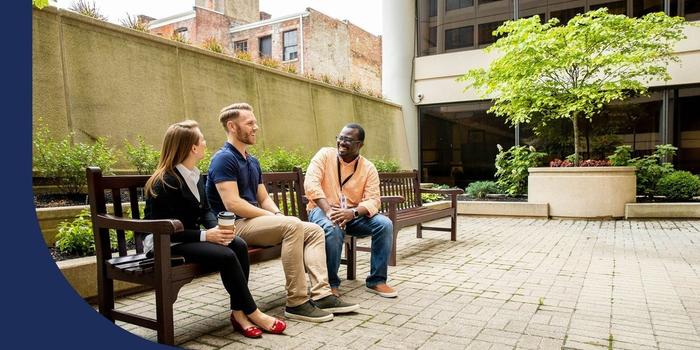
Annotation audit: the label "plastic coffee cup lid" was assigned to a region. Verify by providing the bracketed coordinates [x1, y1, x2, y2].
[217, 211, 236, 220]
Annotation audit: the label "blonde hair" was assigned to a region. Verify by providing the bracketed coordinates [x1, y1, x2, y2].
[219, 102, 253, 131]
[145, 120, 201, 197]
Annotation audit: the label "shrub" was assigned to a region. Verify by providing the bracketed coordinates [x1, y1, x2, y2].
[55, 209, 135, 257]
[202, 37, 224, 53]
[197, 148, 213, 174]
[283, 64, 297, 74]
[320, 74, 333, 84]
[494, 145, 545, 197]
[123, 136, 159, 175]
[55, 209, 95, 256]
[170, 32, 190, 44]
[371, 158, 400, 173]
[33, 120, 117, 194]
[253, 147, 310, 172]
[421, 193, 443, 203]
[656, 171, 700, 201]
[69, 0, 108, 20]
[119, 13, 149, 32]
[609, 144, 677, 197]
[259, 56, 281, 69]
[466, 181, 500, 199]
[550, 159, 610, 167]
[233, 50, 253, 62]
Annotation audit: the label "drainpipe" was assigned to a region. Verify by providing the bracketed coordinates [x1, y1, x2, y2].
[299, 13, 305, 74]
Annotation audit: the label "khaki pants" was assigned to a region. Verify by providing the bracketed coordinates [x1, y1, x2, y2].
[235, 215, 332, 307]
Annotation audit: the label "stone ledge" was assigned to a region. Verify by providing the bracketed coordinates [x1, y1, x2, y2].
[625, 203, 700, 219]
[458, 201, 549, 217]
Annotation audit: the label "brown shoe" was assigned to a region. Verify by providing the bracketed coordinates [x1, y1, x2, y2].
[331, 288, 341, 297]
[366, 283, 397, 298]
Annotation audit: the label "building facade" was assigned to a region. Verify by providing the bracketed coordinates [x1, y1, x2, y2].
[384, 0, 700, 187]
[229, 8, 382, 92]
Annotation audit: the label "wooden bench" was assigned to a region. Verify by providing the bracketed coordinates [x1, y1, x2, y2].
[374, 170, 464, 266]
[87, 167, 284, 345]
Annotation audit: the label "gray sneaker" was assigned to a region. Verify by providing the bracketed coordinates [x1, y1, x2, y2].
[313, 295, 360, 314]
[284, 300, 333, 323]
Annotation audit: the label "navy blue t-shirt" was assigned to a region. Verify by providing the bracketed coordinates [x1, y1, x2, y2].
[206, 142, 263, 216]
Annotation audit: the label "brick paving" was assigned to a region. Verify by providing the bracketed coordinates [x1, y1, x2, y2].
[102, 217, 700, 349]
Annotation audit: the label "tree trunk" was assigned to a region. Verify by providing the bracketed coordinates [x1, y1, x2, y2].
[572, 113, 580, 166]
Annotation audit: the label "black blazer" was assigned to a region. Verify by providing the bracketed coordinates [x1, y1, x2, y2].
[144, 168, 217, 243]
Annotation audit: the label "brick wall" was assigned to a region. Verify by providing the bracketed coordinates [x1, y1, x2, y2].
[229, 16, 302, 71]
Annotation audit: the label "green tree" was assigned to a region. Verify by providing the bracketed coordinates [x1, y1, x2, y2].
[459, 9, 686, 165]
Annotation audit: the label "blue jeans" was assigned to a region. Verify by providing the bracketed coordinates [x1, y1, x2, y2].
[309, 207, 393, 288]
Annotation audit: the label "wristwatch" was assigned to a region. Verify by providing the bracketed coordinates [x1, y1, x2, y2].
[352, 208, 359, 218]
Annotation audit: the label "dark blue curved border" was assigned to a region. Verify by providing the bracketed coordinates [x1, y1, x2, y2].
[11, 3, 167, 348]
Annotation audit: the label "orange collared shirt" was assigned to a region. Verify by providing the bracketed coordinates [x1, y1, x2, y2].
[304, 147, 381, 216]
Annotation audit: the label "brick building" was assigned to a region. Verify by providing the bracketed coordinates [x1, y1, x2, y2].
[229, 8, 382, 92]
[146, 0, 382, 93]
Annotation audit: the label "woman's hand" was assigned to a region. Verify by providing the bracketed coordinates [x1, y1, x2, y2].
[205, 226, 236, 246]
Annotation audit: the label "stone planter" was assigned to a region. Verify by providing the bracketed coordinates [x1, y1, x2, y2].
[528, 166, 636, 219]
[625, 202, 700, 218]
[57, 254, 149, 302]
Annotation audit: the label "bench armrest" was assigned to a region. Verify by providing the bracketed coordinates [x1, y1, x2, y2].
[94, 214, 184, 234]
[420, 188, 464, 195]
[381, 195, 405, 204]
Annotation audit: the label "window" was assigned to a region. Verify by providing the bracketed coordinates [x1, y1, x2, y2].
[685, 0, 700, 20]
[429, 26, 437, 48]
[283, 30, 298, 61]
[174, 27, 188, 41]
[478, 20, 505, 46]
[259, 35, 272, 57]
[551, 7, 584, 25]
[234, 40, 248, 52]
[446, 0, 473, 11]
[429, 0, 437, 16]
[590, 1, 627, 15]
[633, 0, 663, 17]
[445, 26, 474, 50]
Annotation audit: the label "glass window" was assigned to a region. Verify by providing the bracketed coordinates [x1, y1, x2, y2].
[673, 86, 700, 173]
[550, 6, 584, 25]
[429, 26, 437, 48]
[259, 35, 272, 57]
[633, 0, 663, 17]
[478, 20, 505, 46]
[283, 30, 298, 61]
[420, 102, 515, 188]
[446, 0, 474, 11]
[590, 1, 627, 15]
[684, 0, 700, 20]
[234, 40, 247, 52]
[429, 0, 437, 17]
[445, 26, 474, 50]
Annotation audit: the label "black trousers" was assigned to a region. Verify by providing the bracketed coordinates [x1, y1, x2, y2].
[171, 236, 256, 314]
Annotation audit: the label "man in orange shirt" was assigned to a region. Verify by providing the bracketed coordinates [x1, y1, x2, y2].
[305, 123, 397, 298]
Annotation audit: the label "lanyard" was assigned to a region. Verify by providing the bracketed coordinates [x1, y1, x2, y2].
[337, 156, 359, 190]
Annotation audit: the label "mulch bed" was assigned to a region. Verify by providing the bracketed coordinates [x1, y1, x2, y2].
[34, 190, 146, 208]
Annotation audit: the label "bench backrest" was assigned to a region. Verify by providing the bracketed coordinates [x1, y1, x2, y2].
[378, 170, 421, 211]
[86, 167, 150, 259]
[261, 167, 308, 221]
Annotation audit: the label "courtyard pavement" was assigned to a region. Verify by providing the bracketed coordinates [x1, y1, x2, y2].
[105, 216, 700, 349]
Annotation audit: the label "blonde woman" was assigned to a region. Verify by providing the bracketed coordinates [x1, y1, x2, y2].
[144, 120, 285, 338]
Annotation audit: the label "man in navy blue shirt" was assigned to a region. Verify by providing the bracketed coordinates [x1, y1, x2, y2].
[206, 103, 359, 323]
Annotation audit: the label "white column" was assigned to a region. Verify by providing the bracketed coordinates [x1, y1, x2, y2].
[382, 0, 419, 170]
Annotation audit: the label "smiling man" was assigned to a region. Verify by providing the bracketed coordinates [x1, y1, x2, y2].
[304, 123, 397, 298]
[206, 103, 359, 323]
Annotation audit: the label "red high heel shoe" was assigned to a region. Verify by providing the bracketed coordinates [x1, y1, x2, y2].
[261, 318, 286, 334]
[230, 315, 262, 338]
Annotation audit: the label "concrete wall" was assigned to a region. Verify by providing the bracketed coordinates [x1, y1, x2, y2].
[414, 21, 700, 106]
[32, 7, 411, 170]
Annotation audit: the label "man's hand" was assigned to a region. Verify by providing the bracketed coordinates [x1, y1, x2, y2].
[205, 226, 236, 246]
[329, 207, 354, 229]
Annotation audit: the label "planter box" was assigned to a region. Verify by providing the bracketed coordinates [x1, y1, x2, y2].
[57, 253, 150, 302]
[458, 201, 548, 217]
[625, 203, 700, 218]
[528, 167, 636, 219]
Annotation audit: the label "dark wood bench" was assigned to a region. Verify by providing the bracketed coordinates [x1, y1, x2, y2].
[374, 170, 464, 266]
[86, 167, 284, 345]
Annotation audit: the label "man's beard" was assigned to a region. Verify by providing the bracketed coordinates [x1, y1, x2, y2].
[236, 129, 255, 145]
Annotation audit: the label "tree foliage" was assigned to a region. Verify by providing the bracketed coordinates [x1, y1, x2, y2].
[459, 9, 686, 165]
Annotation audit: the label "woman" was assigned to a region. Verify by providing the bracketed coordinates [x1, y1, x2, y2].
[144, 120, 285, 338]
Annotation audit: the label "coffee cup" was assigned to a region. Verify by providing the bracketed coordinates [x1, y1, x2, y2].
[217, 211, 237, 232]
